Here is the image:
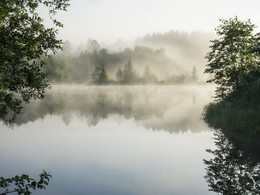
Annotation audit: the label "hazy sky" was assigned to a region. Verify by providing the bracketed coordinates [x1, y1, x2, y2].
[45, 0, 260, 45]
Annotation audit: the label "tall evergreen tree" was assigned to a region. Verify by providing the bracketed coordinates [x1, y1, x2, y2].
[123, 59, 136, 83]
[92, 64, 108, 84]
[99, 64, 108, 84]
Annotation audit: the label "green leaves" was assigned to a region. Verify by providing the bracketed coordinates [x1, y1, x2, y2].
[205, 17, 259, 100]
[0, 0, 69, 123]
[0, 170, 52, 195]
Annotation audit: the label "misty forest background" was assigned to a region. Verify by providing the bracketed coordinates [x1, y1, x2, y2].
[45, 31, 214, 84]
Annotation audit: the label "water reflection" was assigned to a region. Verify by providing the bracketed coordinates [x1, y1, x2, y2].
[0, 115, 216, 195]
[0, 85, 216, 195]
[13, 85, 214, 133]
[204, 130, 260, 194]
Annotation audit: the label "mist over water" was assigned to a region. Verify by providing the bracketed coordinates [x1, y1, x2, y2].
[0, 85, 216, 195]
[14, 85, 215, 133]
[2, 1, 260, 194]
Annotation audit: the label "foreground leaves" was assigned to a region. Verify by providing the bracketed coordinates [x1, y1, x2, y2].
[0, 170, 52, 195]
[0, 0, 70, 123]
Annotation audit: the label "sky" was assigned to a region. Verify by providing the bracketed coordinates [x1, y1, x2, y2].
[43, 0, 260, 45]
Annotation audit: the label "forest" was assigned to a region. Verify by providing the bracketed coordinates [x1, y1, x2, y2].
[43, 32, 212, 85]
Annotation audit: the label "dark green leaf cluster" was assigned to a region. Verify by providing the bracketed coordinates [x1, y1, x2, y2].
[0, 0, 70, 123]
[0, 170, 52, 195]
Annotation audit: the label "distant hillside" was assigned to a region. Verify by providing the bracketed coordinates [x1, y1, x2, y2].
[135, 31, 215, 80]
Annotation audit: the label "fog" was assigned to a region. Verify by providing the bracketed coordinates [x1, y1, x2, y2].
[49, 0, 260, 45]
[0, 84, 217, 195]
[14, 85, 214, 133]
[2, 1, 260, 194]
[45, 31, 215, 84]
[135, 31, 215, 79]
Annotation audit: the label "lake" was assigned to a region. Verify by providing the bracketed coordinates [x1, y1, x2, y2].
[0, 85, 217, 195]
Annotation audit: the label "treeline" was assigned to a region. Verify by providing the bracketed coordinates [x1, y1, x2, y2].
[90, 59, 198, 85]
[43, 40, 199, 85]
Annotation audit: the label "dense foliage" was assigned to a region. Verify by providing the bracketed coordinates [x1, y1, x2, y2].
[205, 17, 259, 100]
[203, 17, 260, 134]
[0, 0, 69, 123]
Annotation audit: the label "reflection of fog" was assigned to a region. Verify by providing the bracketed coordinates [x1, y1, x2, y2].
[204, 130, 260, 194]
[14, 85, 214, 133]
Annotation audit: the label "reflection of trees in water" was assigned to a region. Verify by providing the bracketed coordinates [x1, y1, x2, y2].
[204, 130, 260, 194]
[11, 86, 213, 133]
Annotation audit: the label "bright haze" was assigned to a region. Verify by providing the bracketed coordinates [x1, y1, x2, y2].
[47, 0, 260, 46]
[38, 0, 260, 82]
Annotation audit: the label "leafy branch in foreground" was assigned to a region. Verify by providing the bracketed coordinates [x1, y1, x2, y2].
[0, 0, 70, 123]
[0, 170, 52, 195]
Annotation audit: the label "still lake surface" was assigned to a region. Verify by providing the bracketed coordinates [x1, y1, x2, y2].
[0, 85, 217, 195]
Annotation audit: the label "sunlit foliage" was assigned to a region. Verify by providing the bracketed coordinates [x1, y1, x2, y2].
[205, 17, 259, 100]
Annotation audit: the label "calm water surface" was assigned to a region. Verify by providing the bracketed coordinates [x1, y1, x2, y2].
[0, 85, 216, 195]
